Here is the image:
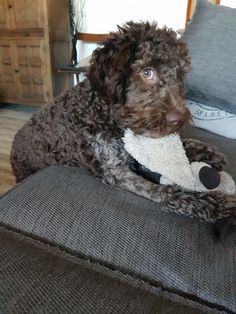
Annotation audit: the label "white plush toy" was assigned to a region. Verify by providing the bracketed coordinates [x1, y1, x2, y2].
[123, 129, 235, 194]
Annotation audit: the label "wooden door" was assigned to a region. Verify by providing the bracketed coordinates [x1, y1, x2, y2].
[0, 0, 9, 28]
[10, 0, 45, 29]
[14, 40, 52, 104]
[0, 40, 18, 101]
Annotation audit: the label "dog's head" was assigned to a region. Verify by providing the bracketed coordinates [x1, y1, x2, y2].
[87, 21, 191, 137]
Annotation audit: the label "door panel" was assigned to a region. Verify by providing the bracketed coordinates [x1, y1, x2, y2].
[11, 0, 44, 28]
[0, 0, 8, 28]
[0, 41, 18, 100]
[15, 40, 48, 103]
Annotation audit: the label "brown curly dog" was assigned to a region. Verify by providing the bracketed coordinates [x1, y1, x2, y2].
[11, 22, 236, 224]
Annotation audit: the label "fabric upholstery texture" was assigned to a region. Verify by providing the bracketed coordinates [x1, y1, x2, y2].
[0, 128, 235, 313]
[0, 226, 219, 314]
[182, 0, 236, 114]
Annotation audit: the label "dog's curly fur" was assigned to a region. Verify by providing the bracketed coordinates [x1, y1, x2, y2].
[11, 22, 236, 224]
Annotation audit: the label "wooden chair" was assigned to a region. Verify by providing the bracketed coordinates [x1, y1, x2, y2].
[58, 32, 108, 90]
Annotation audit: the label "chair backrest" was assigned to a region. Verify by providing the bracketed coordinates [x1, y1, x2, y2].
[75, 33, 109, 77]
[76, 32, 108, 43]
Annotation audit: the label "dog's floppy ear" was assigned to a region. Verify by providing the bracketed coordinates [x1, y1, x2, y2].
[87, 26, 137, 105]
[176, 40, 191, 80]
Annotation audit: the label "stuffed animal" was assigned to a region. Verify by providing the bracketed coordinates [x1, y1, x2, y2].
[123, 129, 235, 194]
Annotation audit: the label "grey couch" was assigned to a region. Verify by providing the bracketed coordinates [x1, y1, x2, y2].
[0, 126, 236, 314]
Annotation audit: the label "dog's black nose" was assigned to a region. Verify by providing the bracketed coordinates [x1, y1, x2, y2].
[166, 110, 184, 126]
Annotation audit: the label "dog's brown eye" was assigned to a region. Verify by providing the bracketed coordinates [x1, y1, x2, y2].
[142, 68, 154, 80]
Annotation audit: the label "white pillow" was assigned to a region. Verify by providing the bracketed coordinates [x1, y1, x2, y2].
[186, 100, 236, 139]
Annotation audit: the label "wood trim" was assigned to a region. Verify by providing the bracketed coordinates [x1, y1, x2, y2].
[0, 28, 44, 38]
[186, 0, 193, 25]
[1, 97, 43, 106]
[76, 32, 108, 43]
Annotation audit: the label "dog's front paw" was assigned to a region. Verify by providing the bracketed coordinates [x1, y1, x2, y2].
[181, 191, 236, 223]
[211, 194, 236, 238]
[210, 193, 236, 236]
[206, 150, 228, 172]
[183, 138, 228, 171]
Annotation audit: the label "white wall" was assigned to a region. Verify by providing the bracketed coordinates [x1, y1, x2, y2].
[220, 0, 236, 7]
[75, 0, 188, 62]
[79, 0, 188, 33]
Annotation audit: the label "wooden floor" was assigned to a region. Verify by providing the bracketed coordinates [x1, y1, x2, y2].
[0, 105, 36, 194]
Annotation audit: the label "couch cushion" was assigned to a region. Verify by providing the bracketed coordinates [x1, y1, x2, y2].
[186, 100, 236, 139]
[0, 129, 236, 313]
[181, 0, 236, 115]
[1, 227, 212, 314]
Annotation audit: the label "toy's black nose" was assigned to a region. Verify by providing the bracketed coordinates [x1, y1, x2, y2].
[166, 110, 184, 126]
[199, 166, 221, 189]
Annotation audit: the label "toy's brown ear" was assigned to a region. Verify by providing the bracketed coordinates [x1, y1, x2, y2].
[87, 32, 137, 104]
